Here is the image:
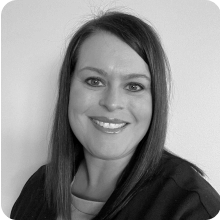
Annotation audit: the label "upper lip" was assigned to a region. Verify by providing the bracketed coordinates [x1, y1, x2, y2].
[90, 116, 129, 124]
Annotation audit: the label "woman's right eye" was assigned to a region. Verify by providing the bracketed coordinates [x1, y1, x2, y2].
[85, 77, 105, 87]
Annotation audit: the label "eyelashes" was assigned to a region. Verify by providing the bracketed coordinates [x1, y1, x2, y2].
[85, 77, 105, 87]
[85, 77, 145, 92]
[125, 83, 144, 92]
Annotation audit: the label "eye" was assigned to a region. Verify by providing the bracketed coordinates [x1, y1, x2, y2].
[125, 83, 144, 92]
[85, 77, 105, 87]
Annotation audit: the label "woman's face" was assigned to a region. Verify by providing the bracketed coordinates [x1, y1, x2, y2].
[68, 32, 152, 160]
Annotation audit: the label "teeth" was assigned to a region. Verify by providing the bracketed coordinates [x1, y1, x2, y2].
[93, 119, 126, 129]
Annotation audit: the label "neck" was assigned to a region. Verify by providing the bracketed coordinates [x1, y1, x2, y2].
[72, 150, 133, 201]
[84, 150, 132, 187]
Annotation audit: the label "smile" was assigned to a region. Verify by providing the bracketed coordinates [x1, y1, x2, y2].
[90, 117, 129, 134]
[93, 119, 126, 129]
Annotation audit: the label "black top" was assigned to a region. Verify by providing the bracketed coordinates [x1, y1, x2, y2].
[10, 154, 220, 220]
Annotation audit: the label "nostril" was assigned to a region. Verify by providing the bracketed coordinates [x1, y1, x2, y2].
[99, 97, 124, 111]
[99, 88, 124, 111]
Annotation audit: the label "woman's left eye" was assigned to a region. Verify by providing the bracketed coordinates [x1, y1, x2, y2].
[125, 83, 144, 92]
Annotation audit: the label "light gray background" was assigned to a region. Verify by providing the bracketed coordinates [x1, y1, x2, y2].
[2, 0, 220, 218]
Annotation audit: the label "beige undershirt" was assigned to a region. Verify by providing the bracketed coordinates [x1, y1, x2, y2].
[57, 179, 105, 220]
[71, 193, 105, 220]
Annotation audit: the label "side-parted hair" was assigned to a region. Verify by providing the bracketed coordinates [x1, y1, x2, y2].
[45, 11, 172, 220]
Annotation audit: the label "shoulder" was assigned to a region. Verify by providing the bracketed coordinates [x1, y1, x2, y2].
[156, 153, 220, 218]
[118, 152, 220, 220]
[16, 165, 46, 195]
[162, 153, 220, 209]
[10, 165, 48, 219]
[23, 165, 46, 187]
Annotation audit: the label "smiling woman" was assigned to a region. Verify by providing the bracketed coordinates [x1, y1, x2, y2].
[10, 11, 220, 220]
[68, 32, 152, 161]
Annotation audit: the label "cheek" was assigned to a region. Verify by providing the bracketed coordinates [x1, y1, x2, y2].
[68, 86, 93, 143]
[129, 96, 152, 124]
[68, 86, 94, 114]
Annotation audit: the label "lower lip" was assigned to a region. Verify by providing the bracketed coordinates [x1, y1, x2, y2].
[90, 119, 128, 134]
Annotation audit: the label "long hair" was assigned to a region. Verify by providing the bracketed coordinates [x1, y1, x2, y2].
[45, 11, 172, 220]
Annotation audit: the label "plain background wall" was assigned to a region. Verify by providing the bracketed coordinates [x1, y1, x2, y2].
[1, 0, 220, 218]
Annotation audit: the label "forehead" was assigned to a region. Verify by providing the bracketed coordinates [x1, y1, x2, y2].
[75, 31, 150, 76]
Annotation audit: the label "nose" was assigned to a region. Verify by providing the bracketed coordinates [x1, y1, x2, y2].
[99, 87, 124, 112]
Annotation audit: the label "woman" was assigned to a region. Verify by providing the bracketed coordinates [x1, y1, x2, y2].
[10, 11, 220, 220]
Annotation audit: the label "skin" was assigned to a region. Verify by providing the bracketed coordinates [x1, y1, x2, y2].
[68, 31, 152, 201]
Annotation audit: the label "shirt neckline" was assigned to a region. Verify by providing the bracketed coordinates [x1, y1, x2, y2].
[70, 179, 105, 215]
[71, 194, 105, 215]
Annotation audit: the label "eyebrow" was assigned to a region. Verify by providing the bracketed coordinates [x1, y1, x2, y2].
[77, 66, 151, 81]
